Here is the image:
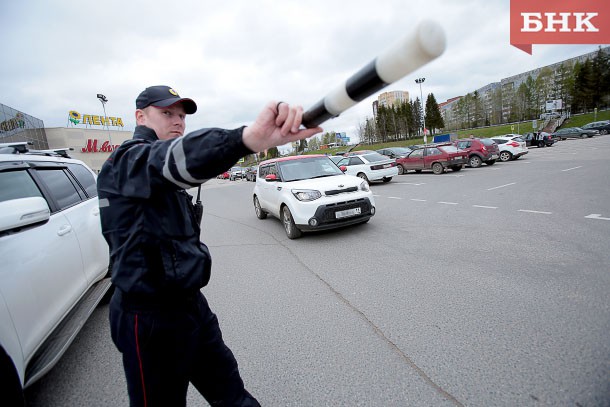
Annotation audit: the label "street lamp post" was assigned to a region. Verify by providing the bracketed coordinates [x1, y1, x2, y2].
[97, 93, 113, 146]
[415, 78, 426, 144]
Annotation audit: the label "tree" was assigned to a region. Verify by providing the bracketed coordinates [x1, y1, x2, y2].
[425, 93, 444, 133]
[267, 147, 280, 158]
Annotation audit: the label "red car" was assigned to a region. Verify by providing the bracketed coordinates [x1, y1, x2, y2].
[453, 138, 499, 168]
[396, 144, 467, 174]
[217, 171, 230, 179]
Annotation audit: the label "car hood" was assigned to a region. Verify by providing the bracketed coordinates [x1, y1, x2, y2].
[285, 174, 365, 192]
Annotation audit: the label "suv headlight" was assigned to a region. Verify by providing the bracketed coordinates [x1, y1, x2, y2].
[291, 189, 322, 201]
[359, 181, 370, 192]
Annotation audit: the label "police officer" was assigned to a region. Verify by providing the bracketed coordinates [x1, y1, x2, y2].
[98, 85, 321, 406]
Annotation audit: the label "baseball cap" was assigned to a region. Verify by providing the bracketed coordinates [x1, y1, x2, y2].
[136, 85, 197, 114]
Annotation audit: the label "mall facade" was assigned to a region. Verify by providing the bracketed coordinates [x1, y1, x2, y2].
[1, 102, 133, 173]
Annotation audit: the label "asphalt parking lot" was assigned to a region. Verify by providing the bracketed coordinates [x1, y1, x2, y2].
[25, 136, 610, 406]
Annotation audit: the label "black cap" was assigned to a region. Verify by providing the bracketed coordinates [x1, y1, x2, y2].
[136, 85, 197, 114]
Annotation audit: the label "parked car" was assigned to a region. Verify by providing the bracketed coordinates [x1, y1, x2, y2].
[581, 120, 610, 135]
[229, 166, 245, 180]
[453, 138, 499, 168]
[335, 151, 398, 183]
[245, 166, 258, 181]
[217, 171, 230, 179]
[522, 131, 556, 147]
[551, 127, 599, 139]
[491, 135, 529, 162]
[252, 155, 375, 239]
[396, 144, 467, 174]
[376, 147, 412, 160]
[0, 142, 111, 402]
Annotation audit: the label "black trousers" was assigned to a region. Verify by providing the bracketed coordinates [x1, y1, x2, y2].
[109, 289, 260, 407]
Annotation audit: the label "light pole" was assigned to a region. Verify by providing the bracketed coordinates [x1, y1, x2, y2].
[415, 78, 426, 144]
[97, 93, 113, 146]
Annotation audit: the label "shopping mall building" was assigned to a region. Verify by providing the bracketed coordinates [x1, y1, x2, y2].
[0, 102, 133, 173]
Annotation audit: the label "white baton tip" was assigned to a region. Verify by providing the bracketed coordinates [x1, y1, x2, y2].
[376, 19, 447, 84]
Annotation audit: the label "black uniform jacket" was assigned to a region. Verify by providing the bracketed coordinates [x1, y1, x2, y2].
[97, 125, 252, 295]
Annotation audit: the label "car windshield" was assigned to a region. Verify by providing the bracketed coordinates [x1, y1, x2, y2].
[481, 138, 496, 146]
[438, 145, 459, 153]
[277, 157, 344, 182]
[361, 153, 389, 162]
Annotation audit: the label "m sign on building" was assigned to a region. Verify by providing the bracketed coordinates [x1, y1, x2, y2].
[510, 0, 609, 54]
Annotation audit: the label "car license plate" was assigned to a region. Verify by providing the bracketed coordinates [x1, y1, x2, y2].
[335, 207, 361, 219]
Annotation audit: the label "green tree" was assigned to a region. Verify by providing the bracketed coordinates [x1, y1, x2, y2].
[425, 93, 444, 133]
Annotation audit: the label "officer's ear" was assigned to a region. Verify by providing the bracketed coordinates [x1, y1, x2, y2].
[135, 109, 146, 125]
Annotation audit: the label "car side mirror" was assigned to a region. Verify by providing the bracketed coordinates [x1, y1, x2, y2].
[0, 197, 50, 233]
[339, 165, 347, 172]
[265, 174, 278, 182]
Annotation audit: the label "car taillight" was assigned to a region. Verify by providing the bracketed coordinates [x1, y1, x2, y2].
[507, 142, 519, 147]
[481, 145, 487, 152]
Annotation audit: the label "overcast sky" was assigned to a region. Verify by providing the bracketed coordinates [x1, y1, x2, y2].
[1, 0, 604, 146]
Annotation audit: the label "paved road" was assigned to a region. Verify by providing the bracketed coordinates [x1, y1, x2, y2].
[25, 136, 610, 406]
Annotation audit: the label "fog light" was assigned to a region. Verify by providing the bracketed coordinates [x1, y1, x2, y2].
[370, 206, 376, 215]
[309, 218, 318, 227]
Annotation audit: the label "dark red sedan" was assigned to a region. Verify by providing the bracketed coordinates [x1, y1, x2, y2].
[396, 144, 467, 175]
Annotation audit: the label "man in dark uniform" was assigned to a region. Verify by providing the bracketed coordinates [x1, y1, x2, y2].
[97, 85, 321, 406]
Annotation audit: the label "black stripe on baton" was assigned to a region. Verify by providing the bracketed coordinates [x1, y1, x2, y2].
[345, 59, 389, 102]
[302, 99, 335, 128]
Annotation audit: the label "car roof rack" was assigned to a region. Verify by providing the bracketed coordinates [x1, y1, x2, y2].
[29, 147, 74, 158]
[0, 142, 74, 158]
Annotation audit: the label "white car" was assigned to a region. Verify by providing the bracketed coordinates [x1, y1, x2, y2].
[492, 135, 529, 162]
[334, 150, 398, 182]
[0, 142, 111, 401]
[252, 154, 376, 239]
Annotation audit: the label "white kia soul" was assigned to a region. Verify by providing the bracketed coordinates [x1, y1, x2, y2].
[253, 155, 376, 239]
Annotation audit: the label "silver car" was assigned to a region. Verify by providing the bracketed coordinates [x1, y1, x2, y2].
[551, 127, 599, 139]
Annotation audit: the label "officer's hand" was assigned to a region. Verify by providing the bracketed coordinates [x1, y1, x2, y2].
[242, 101, 322, 153]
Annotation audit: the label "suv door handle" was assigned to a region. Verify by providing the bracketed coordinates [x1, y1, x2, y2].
[276, 187, 282, 191]
[57, 225, 72, 236]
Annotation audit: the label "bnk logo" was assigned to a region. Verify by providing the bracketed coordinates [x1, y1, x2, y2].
[510, 0, 610, 54]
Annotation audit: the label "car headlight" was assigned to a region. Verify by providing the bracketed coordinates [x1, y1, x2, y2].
[359, 181, 370, 192]
[291, 189, 322, 201]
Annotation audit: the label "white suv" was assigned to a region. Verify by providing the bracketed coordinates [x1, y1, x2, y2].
[252, 155, 375, 239]
[491, 135, 529, 162]
[0, 142, 111, 404]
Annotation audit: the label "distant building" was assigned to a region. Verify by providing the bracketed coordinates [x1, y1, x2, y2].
[438, 46, 609, 128]
[373, 90, 409, 116]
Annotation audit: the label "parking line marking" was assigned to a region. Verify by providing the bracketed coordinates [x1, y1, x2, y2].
[388, 196, 402, 200]
[438, 201, 458, 205]
[585, 214, 610, 221]
[411, 199, 427, 202]
[473, 205, 498, 209]
[561, 166, 582, 172]
[487, 182, 516, 191]
[396, 182, 425, 185]
[519, 209, 552, 215]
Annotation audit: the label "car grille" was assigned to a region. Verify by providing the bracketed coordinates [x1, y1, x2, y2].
[317, 198, 371, 222]
[325, 186, 358, 196]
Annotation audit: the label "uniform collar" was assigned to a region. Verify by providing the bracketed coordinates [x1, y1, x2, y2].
[134, 125, 159, 142]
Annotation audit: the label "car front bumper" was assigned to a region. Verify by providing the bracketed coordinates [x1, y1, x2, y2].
[292, 196, 376, 231]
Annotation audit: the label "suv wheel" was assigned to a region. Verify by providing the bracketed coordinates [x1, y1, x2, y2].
[469, 155, 482, 168]
[0, 347, 24, 406]
[397, 165, 404, 175]
[499, 151, 512, 162]
[281, 205, 302, 239]
[432, 162, 444, 174]
[254, 196, 267, 219]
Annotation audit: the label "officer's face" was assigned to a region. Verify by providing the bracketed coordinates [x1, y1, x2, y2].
[136, 103, 187, 140]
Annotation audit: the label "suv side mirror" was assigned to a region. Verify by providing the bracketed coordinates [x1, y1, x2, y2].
[0, 197, 50, 233]
[339, 165, 347, 172]
[265, 174, 278, 182]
